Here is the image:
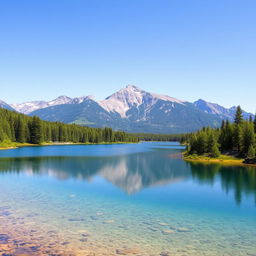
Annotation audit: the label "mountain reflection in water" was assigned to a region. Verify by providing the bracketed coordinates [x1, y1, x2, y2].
[0, 149, 255, 205]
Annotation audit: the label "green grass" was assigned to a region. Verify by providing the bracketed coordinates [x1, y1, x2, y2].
[0, 140, 138, 150]
[184, 153, 242, 161]
[0, 140, 34, 150]
[182, 152, 252, 166]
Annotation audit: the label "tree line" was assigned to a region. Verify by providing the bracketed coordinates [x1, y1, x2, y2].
[132, 133, 188, 142]
[0, 108, 139, 145]
[187, 106, 256, 162]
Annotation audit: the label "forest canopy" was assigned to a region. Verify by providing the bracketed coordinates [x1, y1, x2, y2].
[0, 108, 138, 145]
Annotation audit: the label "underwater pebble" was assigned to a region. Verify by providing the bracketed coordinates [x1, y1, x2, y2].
[160, 251, 170, 256]
[68, 218, 85, 222]
[177, 227, 190, 232]
[115, 248, 140, 255]
[162, 230, 175, 235]
[103, 219, 114, 224]
[159, 222, 169, 226]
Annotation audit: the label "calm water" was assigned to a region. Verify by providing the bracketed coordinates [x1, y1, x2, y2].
[0, 142, 255, 256]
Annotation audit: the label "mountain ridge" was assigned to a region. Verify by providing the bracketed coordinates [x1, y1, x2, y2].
[0, 99, 16, 111]
[1, 85, 253, 134]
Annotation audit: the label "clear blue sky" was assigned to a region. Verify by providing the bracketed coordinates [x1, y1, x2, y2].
[0, 0, 255, 112]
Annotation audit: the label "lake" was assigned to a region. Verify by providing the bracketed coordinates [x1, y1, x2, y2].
[0, 142, 255, 256]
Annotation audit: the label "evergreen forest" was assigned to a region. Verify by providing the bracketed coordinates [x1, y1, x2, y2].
[0, 108, 138, 145]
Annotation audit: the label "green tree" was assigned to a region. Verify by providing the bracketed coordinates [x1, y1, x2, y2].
[234, 106, 243, 125]
[210, 143, 220, 157]
[0, 126, 5, 142]
[219, 120, 233, 150]
[233, 124, 243, 152]
[242, 122, 255, 155]
[247, 145, 255, 159]
[207, 132, 220, 157]
[254, 115, 256, 133]
[29, 116, 43, 144]
[199, 132, 208, 154]
[16, 116, 26, 143]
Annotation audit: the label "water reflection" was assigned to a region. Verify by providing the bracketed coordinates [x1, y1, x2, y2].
[189, 162, 256, 205]
[0, 149, 255, 204]
[0, 150, 190, 194]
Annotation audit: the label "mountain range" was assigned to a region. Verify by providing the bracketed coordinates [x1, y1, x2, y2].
[1, 85, 253, 134]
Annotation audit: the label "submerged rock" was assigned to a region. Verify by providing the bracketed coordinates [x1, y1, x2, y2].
[61, 241, 70, 246]
[116, 248, 140, 255]
[159, 222, 169, 226]
[160, 251, 170, 256]
[79, 238, 88, 242]
[68, 217, 85, 222]
[177, 227, 190, 232]
[103, 219, 114, 224]
[162, 229, 175, 235]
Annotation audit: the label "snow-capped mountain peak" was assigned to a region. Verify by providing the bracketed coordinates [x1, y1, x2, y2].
[151, 93, 185, 104]
[48, 96, 72, 106]
[71, 95, 95, 104]
[99, 85, 184, 117]
[11, 96, 72, 114]
[99, 85, 146, 117]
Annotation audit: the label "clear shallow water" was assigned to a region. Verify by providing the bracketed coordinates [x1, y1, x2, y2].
[0, 142, 255, 256]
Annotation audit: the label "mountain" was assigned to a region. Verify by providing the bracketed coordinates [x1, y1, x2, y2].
[11, 95, 72, 114]
[193, 99, 253, 121]
[0, 99, 16, 111]
[26, 85, 221, 133]
[9, 85, 253, 134]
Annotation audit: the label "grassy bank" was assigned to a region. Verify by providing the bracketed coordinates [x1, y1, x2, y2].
[0, 141, 138, 150]
[183, 153, 256, 167]
[0, 141, 34, 150]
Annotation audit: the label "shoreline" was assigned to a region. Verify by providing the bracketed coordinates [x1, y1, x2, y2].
[0, 141, 138, 151]
[183, 154, 256, 167]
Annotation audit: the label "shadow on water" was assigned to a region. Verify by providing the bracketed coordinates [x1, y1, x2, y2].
[189, 162, 256, 205]
[0, 148, 255, 205]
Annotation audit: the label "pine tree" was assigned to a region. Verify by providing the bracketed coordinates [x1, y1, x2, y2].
[247, 145, 255, 159]
[242, 122, 255, 155]
[207, 133, 215, 153]
[254, 115, 256, 133]
[234, 106, 243, 125]
[208, 133, 220, 157]
[195, 131, 207, 155]
[29, 116, 43, 144]
[221, 120, 225, 129]
[0, 126, 5, 142]
[210, 143, 220, 157]
[233, 124, 243, 152]
[16, 116, 26, 143]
